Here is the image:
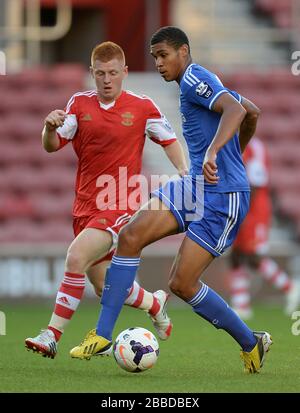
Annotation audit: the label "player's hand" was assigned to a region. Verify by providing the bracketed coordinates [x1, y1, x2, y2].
[178, 167, 189, 177]
[44, 110, 67, 131]
[203, 147, 219, 184]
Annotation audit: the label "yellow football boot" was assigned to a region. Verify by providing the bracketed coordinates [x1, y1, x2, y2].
[70, 329, 112, 360]
[240, 331, 273, 373]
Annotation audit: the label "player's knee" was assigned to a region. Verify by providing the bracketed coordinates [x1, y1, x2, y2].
[168, 278, 188, 299]
[118, 225, 142, 254]
[65, 250, 86, 273]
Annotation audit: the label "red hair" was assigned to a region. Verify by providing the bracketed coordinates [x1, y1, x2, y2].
[91, 41, 125, 66]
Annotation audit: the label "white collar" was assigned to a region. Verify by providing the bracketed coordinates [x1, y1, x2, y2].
[99, 100, 116, 110]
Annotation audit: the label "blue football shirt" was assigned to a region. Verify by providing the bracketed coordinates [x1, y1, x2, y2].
[180, 63, 250, 193]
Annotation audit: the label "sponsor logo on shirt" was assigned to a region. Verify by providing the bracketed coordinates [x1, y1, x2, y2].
[121, 112, 134, 126]
[196, 81, 213, 99]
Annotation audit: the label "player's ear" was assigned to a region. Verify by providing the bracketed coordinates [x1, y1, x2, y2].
[123, 65, 128, 78]
[179, 44, 189, 58]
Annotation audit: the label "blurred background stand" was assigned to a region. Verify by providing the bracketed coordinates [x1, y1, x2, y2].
[0, 0, 299, 306]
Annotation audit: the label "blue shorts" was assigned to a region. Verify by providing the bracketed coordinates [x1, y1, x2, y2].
[152, 175, 250, 256]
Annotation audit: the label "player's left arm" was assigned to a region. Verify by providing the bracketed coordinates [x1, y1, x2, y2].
[238, 97, 261, 153]
[163, 140, 189, 177]
[203, 93, 246, 184]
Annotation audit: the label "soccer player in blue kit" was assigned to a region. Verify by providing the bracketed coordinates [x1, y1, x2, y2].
[71, 27, 272, 373]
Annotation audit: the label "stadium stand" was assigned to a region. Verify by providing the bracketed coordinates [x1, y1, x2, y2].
[221, 68, 300, 239]
[0, 64, 82, 243]
[254, 0, 293, 28]
[1, 65, 300, 243]
[0, 0, 298, 306]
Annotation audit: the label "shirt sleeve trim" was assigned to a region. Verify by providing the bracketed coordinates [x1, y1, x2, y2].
[209, 90, 229, 110]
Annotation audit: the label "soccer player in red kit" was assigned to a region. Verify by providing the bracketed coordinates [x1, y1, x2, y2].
[229, 137, 300, 319]
[25, 41, 188, 358]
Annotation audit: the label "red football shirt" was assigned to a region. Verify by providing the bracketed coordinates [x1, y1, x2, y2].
[56, 90, 177, 217]
[243, 136, 271, 222]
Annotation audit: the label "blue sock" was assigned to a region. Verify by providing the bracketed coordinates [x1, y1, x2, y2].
[96, 256, 140, 341]
[188, 283, 257, 352]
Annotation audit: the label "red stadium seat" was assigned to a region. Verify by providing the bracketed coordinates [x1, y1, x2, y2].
[268, 143, 300, 167]
[257, 69, 298, 91]
[0, 194, 33, 219]
[0, 166, 46, 194]
[270, 168, 300, 192]
[272, 93, 300, 115]
[0, 217, 73, 243]
[0, 142, 74, 169]
[48, 64, 85, 90]
[29, 193, 73, 220]
[28, 90, 71, 116]
[257, 114, 300, 142]
[38, 167, 75, 192]
[0, 88, 75, 118]
[0, 219, 39, 243]
[7, 67, 49, 90]
[0, 144, 23, 166]
[0, 65, 84, 243]
[1, 166, 74, 193]
[255, 0, 293, 28]
[277, 191, 300, 220]
[253, 93, 282, 114]
[1, 92, 30, 115]
[223, 71, 263, 91]
[38, 219, 73, 242]
[2, 114, 42, 142]
[250, 91, 300, 115]
[274, 12, 292, 29]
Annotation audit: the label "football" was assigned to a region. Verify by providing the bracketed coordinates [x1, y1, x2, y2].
[113, 327, 159, 373]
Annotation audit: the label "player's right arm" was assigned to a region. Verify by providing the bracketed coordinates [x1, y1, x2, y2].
[42, 110, 67, 152]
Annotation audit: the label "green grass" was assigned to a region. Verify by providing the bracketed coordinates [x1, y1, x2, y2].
[0, 302, 299, 393]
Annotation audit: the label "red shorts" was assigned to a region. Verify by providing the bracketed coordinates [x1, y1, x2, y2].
[233, 213, 270, 255]
[73, 210, 132, 265]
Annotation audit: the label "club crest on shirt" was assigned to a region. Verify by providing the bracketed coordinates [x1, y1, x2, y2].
[196, 81, 213, 99]
[121, 112, 134, 126]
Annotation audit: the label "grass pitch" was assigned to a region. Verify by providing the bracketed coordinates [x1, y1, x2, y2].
[1, 301, 300, 393]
